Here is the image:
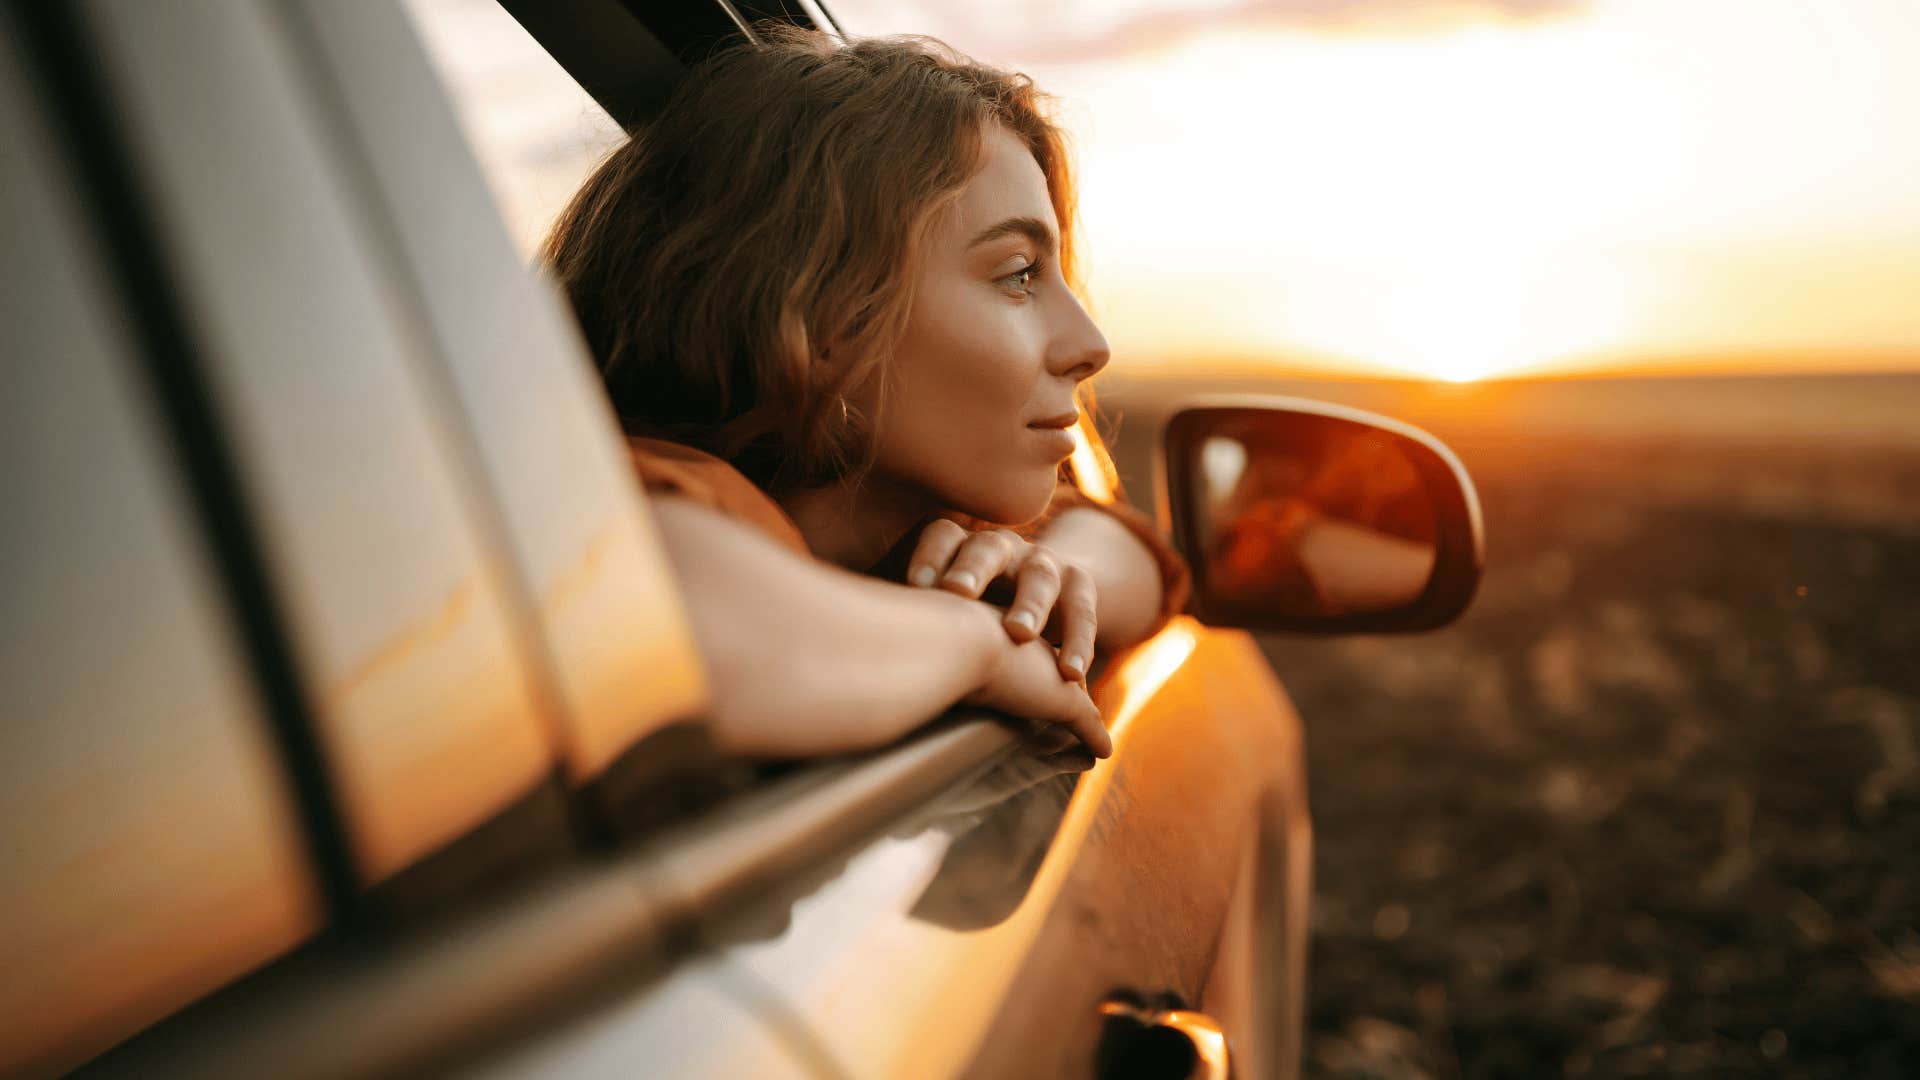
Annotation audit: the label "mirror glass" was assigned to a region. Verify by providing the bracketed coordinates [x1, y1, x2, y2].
[1187, 413, 1439, 619]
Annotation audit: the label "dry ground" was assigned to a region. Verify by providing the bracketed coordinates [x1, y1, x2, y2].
[1262, 438, 1920, 1078]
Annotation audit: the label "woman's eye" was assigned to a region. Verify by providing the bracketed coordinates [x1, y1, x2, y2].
[1000, 263, 1041, 297]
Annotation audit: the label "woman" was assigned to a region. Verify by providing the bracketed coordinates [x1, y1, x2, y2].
[545, 28, 1187, 760]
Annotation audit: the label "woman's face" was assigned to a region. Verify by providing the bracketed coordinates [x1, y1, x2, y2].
[867, 124, 1110, 524]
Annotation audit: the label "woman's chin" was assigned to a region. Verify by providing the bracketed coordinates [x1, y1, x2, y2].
[948, 473, 1058, 526]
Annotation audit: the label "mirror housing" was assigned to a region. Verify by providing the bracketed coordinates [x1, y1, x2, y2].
[1161, 396, 1483, 634]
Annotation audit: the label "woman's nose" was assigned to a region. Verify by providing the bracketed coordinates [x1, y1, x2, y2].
[1047, 293, 1110, 383]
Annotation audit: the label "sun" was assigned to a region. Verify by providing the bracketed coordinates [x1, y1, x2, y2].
[1428, 355, 1490, 384]
[1063, 23, 1676, 383]
[1242, 245, 1644, 384]
[1403, 329, 1502, 383]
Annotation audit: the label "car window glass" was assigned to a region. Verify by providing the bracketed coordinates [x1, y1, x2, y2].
[288, 1, 708, 784]
[0, 38, 320, 1076]
[80, 0, 559, 886]
[403, 0, 627, 261]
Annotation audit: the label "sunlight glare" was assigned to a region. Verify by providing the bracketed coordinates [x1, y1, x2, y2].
[1050, 2, 1920, 377]
[1106, 618, 1200, 735]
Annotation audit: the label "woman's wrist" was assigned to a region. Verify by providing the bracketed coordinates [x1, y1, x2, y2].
[938, 585, 1015, 693]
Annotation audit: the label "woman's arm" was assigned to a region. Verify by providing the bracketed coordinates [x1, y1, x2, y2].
[648, 496, 1111, 758]
[1037, 506, 1168, 653]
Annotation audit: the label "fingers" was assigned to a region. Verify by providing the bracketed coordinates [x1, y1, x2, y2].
[938, 529, 1021, 599]
[907, 521, 1097, 685]
[905, 518, 969, 589]
[1030, 650, 1108, 758]
[964, 636, 1110, 758]
[1054, 564, 1098, 682]
[1060, 685, 1112, 759]
[1003, 552, 1062, 643]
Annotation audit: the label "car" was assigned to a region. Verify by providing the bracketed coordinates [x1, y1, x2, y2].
[0, 2, 1481, 1077]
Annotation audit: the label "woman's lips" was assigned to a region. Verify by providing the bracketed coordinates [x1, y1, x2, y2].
[1028, 424, 1076, 458]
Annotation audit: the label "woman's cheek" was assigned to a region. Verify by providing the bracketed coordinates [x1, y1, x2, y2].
[893, 286, 1053, 516]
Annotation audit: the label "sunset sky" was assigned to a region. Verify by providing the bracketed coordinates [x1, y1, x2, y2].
[412, 0, 1920, 382]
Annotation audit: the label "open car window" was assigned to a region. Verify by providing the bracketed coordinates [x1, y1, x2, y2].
[403, 0, 626, 261]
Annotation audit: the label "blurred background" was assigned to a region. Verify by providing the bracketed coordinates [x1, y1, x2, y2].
[408, 1, 1920, 1074]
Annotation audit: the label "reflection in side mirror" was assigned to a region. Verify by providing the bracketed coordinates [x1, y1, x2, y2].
[1164, 397, 1483, 633]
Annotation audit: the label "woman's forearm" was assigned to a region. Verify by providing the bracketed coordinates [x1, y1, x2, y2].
[1038, 506, 1167, 653]
[648, 497, 1003, 756]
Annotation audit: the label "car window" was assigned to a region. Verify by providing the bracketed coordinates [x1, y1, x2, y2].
[290, 1, 709, 786]
[78, 0, 558, 887]
[0, 35, 320, 1076]
[403, 0, 627, 261]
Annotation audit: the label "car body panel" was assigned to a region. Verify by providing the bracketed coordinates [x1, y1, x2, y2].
[485, 620, 1312, 1079]
[961, 623, 1310, 1079]
[466, 955, 823, 1079]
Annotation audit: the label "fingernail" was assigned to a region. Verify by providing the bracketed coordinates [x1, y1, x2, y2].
[909, 566, 936, 587]
[1006, 610, 1036, 633]
[946, 570, 977, 592]
[1063, 655, 1086, 679]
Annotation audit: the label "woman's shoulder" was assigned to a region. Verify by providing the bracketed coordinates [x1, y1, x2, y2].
[626, 436, 809, 556]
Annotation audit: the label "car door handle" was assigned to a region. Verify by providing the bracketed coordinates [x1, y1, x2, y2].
[1097, 999, 1230, 1080]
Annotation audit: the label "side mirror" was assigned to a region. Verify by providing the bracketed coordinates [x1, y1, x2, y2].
[1162, 396, 1483, 634]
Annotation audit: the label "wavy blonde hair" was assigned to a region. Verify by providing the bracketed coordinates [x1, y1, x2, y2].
[544, 26, 1078, 494]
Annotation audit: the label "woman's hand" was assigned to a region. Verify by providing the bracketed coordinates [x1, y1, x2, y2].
[651, 497, 1111, 759]
[906, 519, 1097, 681]
[963, 635, 1111, 758]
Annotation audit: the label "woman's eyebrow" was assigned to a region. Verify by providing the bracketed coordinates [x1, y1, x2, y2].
[968, 216, 1056, 254]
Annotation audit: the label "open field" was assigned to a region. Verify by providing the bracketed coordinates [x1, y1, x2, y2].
[1103, 372, 1920, 1078]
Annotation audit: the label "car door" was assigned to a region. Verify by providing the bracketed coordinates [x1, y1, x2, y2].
[0, 2, 771, 1075]
[486, 618, 1310, 1080]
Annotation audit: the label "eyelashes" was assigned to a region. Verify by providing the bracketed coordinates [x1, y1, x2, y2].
[1000, 258, 1046, 298]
